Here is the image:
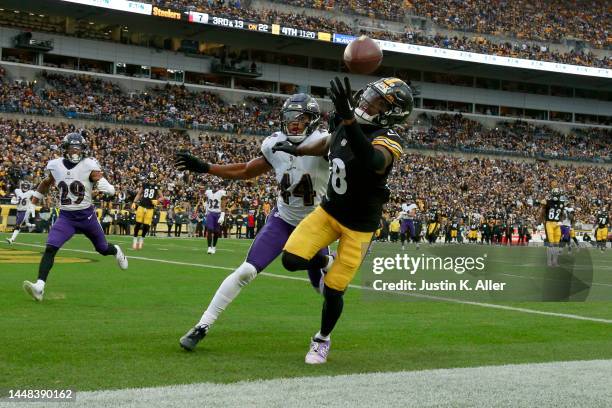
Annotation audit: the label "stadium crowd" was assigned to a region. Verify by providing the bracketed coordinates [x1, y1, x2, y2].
[407, 113, 612, 162]
[145, 0, 611, 68]
[1, 71, 609, 163]
[266, 0, 611, 49]
[1, 117, 609, 230]
[1, 1, 609, 68]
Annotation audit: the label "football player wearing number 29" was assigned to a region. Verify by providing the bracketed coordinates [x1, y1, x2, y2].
[273, 77, 414, 364]
[22, 132, 128, 302]
[175, 93, 333, 351]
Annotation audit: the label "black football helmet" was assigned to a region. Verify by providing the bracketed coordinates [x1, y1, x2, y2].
[280, 93, 321, 143]
[354, 77, 414, 127]
[61, 132, 88, 164]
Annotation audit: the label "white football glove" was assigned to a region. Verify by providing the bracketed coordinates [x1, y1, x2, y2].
[218, 212, 225, 225]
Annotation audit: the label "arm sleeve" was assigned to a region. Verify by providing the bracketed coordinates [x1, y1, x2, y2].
[344, 121, 388, 172]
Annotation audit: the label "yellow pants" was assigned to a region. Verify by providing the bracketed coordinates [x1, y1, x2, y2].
[467, 231, 477, 240]
[545, 221, 561, 244]
[136, 206, 154, 225]
[427, 222, 439, 236]
[284, 206, 374, 291]
[596, 227, 608, 241]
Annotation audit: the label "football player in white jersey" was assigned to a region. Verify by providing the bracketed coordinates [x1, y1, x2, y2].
[22, 132, 128, 301]
[175, 93, 332, 351]
[6, 181, 36, 244]
[399, 203, 418, 250]
[204, 184, 227, 254]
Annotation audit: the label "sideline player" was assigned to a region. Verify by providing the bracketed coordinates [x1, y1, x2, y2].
[204, 182, 227, 254]
[132, 172, 164, 250]
[22, 132, 128, 301]
[175, 93, 332, 350]
[6, 181, 36, 244]
[274, 77, 414, 364]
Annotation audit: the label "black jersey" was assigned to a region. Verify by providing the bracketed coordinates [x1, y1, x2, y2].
[544, 199, 564, 222]
[139, 183, 159, 209]
[321, 123, 403, 232]
[597, 213, 609, 227]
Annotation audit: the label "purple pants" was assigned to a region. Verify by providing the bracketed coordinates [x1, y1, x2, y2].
[561, 225, 571, 241]
[206, 212, 221, 233]
[47, 206, 110, 253]
[16, 210, 27, 227]
[401, 219, 415, 238]
[246, 208, 328, 289]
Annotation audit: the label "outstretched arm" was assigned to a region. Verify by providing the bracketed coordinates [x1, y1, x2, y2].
[209, 157, 273, 179]
[272, 135, 331, 157]
[176, 152, 272, 180]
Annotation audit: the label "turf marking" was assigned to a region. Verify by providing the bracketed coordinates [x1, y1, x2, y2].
[9, 242, 612, 324]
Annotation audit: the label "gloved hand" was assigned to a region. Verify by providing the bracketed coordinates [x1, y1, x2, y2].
[329, 76, 355, 120]
[218, 212, 225, 225]
[175, 151, 210, 173]
[272, 141, 299, 156]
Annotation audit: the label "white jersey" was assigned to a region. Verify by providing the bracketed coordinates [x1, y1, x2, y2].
[400, 203, 417, 220]
[205, 189, 226, 213]
[12, 189, 35, 212]
[561, 207, 574, 227]
[261, 129, 330, 226]
[46, 157, 100, 211]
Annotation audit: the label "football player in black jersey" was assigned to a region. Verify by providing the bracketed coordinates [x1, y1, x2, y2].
[131, 172, 164, 250]
[272, 76, 413, 364]
[540, 188, 564, 266]
[595, 207, 609, 252]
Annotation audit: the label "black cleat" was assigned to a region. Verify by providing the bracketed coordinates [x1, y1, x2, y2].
[180, 325, 209, 351]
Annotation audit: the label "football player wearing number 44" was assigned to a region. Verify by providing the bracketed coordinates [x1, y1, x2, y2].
[175, 93, 333, 351]
[22, 132, 128, 302]
[273, 76, 414, 364]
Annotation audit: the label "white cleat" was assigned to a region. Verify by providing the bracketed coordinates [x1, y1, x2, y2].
[207, 247, 213, 254]
[211, 247, 217, 254]
[23, 281, 43, 302]
[6, 238, 13, 245]
[305, 338, 330, 364]
[115, 245, 128, 270]
[132, 238, 138, 250]
[137, 239, 144, 250]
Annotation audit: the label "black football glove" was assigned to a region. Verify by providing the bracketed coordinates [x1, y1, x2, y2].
[272, 141, 299, 156]
[174, 151, 210, 173]
[329, 76, 355, 120]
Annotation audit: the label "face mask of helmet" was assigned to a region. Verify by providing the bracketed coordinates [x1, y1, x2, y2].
[355, 88, 393, 126]
[66, 145, 84, 164]
[282, 111, 312, 143]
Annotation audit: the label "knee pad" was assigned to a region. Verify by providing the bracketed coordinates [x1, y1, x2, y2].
[281, 251, 308, 272]
[235, 262, 257, 287]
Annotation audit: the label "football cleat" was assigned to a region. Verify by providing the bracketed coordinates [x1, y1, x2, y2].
[6, 238, 13, 245]
[207, 247, 213, 254]
[23, 281, 43, 302]
[132, 237, 138, 250]
[180, 324, 209, 351]
[305, 337, 330, 364]
[211, 247, 217, 254]
[115, 245, 128, 270]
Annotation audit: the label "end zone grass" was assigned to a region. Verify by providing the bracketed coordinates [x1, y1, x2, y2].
[1, 232, 611, 391]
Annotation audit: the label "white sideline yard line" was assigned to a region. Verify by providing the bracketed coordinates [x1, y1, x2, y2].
[9, 242, 612, 325]
[9, 359, 612, 408]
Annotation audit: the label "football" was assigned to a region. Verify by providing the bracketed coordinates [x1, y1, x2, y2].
[343, 35, 383, 75]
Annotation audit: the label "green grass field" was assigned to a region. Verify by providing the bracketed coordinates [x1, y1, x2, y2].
[1, 232, 612, 392]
